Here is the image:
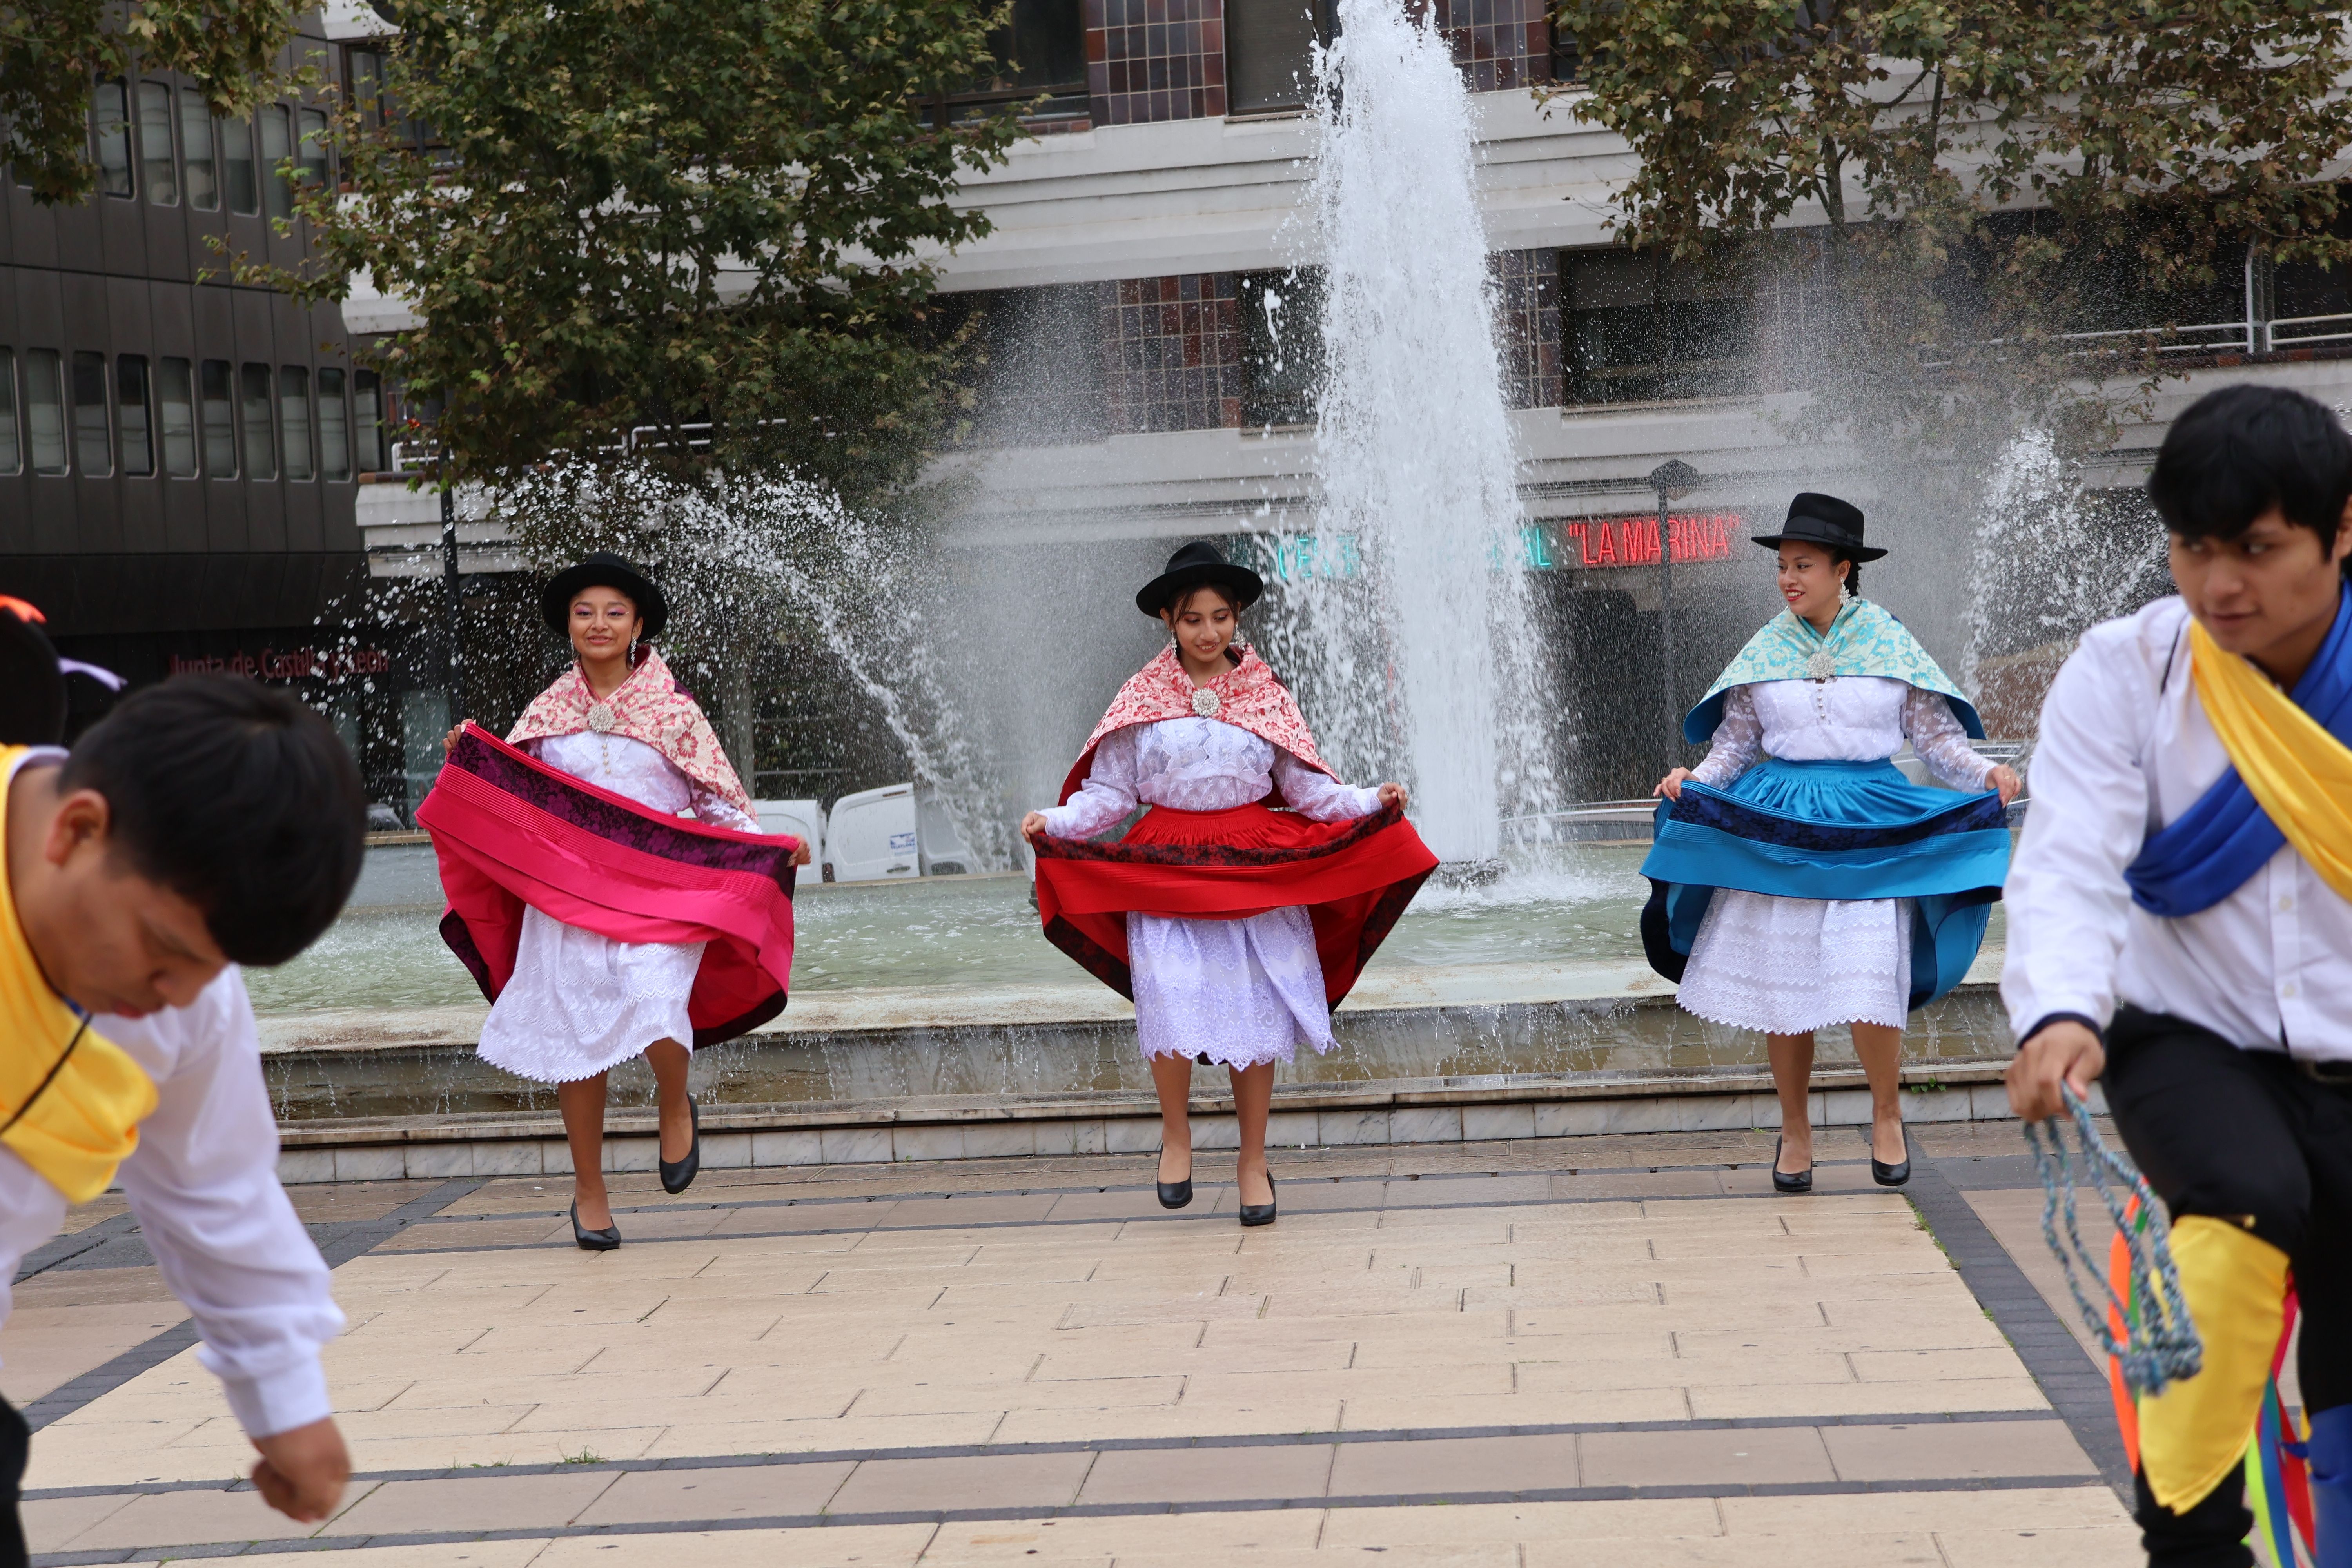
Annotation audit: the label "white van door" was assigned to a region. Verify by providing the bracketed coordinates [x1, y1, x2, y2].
[915, 784, 976, 876]
[826, 784, 919, 882]
[751, 799, 823, 867]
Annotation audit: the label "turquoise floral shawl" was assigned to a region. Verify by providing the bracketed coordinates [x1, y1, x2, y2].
[1682, 599, 1984, 743]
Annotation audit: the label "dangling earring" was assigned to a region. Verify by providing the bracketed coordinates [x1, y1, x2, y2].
[1838, 579, 1854, 606]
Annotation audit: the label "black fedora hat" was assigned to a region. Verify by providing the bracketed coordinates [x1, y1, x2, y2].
[542, 552, 668, 642]
[1751, 492, 1886, 562]
[1135, 541, 1265, 617]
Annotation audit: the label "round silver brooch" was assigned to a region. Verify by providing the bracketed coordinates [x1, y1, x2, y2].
[1804, 651, 1837, 681]
[587, 702, 618, 733]
[1191, 688, 1222, 718]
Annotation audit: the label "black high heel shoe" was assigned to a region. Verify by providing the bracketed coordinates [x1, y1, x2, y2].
[1871, 1125, 1912, 1188]
[1238, 1173, 1278, 1227]
[1156, 1145, 1194, 1210]
[571, 1200, 621, 1252]
[659, 1095, 701, 1195]
[1771, 1136, 1814, 1195]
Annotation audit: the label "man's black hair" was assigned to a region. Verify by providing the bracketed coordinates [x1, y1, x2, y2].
[2146, 384, 2352, 564]
[59, 675, 366, 967]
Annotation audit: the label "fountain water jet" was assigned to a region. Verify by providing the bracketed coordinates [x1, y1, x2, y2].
[1258, 0, 1553, 865]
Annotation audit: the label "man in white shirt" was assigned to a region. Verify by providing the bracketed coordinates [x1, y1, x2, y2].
[0, 668, 364, 1564]
[2004, 384, 2352, 1568]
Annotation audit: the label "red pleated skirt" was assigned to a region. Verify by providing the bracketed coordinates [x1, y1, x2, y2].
[1033, 799, 1437, 1005]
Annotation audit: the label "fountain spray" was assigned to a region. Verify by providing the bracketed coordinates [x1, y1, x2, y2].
[1261, 0, 1554, 867]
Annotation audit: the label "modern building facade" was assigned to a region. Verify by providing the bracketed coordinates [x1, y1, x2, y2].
[28, 0, 2347, 812]
[0, 5, 463, 810]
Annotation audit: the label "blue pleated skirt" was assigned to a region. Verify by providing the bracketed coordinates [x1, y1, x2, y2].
[1639, 758, 2010, 1013]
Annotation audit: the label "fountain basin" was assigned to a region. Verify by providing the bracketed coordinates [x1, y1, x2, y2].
[254, 841, 2032, 1183]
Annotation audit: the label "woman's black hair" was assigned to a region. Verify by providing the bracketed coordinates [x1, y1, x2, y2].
[59, 675, 366, 966]
[2147, 384, 2352, 564]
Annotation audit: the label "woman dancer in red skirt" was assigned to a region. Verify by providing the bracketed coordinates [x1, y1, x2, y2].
[1023, 543, 1438, 1225]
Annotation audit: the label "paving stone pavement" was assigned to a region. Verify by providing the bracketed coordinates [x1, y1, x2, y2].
[10, 1123, 2150, 1565]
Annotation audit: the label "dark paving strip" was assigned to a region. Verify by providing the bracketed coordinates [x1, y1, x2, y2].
[421, 1157, 1895, 1227]
[1933, 1153, 2058, 1192]
[24, 1408, 2060, 1500]
[13, 1214, 145, 1281]
[380, 1180, 1921, 1258]
[18, 1180, 485, 1434]
[17, 1323, 204, 1435]
[1907, 1155, 2133, 1499]
[29, 1474, 2111, 1565]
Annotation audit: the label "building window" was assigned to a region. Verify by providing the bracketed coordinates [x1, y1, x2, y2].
[0, 350, 18, 476]
[317, 367, 351, 481]
[279, 365, 314, 480]
[1562, 248, 1753, 405]
[94, 80, 134, 197]
[926, 0, 1087, 123]
[117, 355, 153, 476]
[136, 81, 177, 205]
[179, 88, 217, 211]
[25, 351, 66, 474]
[157, 357, 197, 476]
[259, 104, 294, 221]
[1238, 269, 1324, 425]
[297, 107, 331, 190]
[239, 363, 275, 478]
[221, 113, 259, 215]
[1226, 0, 1334, 115]
[199, 361, 238, 475]
[352, 369, 385, 472]
[347, 47, 387, 125]
[71, 351, 112, 476]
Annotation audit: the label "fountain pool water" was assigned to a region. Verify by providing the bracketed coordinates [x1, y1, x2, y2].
[250, 844, 2013, 1122]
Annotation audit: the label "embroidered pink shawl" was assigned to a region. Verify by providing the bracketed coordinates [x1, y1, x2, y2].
[507, 647, 753, 816]
[1062, 645, 1330, 802]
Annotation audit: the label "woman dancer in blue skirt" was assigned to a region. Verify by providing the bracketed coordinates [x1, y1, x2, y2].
[1642, 494, 2021, 1192]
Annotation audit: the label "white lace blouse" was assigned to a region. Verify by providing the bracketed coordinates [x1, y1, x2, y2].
[1690, 677, 1994, 791]
[1039, 717, 1380, 836]
[529, 731, 759, 831]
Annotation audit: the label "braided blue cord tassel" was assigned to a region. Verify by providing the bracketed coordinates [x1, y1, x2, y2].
[2021, 1085, 2203, 1397]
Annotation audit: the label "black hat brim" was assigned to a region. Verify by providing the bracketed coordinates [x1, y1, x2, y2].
[1136, 562, 1265, 617]
[1750, 530, 1887, 563]
[543, 559, 668, 641]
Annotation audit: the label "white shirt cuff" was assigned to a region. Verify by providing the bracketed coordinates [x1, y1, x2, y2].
[218, 1354, 332, 1439]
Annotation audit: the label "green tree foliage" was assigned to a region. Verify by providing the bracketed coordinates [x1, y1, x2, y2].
[1551, 0, 2352, 445]
[1, 0, 295, 203]
[278, 0, 1021, 497]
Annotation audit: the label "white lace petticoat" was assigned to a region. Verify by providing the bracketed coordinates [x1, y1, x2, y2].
[476, 905, 706, 1083]
[1674, 889, 1912, 1034]
[1129, 904, 1336, 1069]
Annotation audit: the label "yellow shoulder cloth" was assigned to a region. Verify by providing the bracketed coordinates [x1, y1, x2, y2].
[0, 746, 158, 1202]
[2189, 618, 2352, 905]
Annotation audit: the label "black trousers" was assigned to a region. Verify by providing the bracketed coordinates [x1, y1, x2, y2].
[0, 1393, 25, 1568]
[2103, 1007, 2352, 1568]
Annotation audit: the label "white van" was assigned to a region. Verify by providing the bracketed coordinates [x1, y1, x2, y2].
[915, 784, 975, 877]
[751, 799, 823, 869]
[825, 784, 919, 882]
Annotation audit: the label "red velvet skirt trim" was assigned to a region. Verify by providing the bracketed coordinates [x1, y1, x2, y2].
[1033, 800, 1437, 1004]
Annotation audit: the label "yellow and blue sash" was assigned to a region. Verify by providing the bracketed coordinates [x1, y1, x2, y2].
[2126, 589, 2352, 915]
[0, 747, 158, 1201]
